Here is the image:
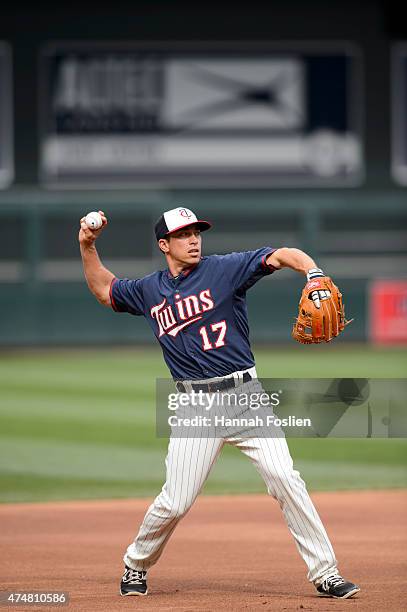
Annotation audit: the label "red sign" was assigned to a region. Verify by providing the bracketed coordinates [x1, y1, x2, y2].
[370, 280, 407, 344]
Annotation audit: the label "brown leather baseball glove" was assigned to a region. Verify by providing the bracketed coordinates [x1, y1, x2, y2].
[292, 276, 352, 344]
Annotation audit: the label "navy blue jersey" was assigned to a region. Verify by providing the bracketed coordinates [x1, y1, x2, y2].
[110, 247, 277, 380]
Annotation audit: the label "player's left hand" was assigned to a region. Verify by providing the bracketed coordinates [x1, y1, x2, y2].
[306, 268, 331, 309]
[292, 270, 352, 344]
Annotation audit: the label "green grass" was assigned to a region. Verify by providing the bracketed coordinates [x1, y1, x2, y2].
[0, 346, 406, 503]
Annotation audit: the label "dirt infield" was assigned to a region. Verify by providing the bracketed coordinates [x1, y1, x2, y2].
[1, 490, 406, 611]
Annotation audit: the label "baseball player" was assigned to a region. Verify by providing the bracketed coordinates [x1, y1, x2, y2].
[79, 206, 360, 600]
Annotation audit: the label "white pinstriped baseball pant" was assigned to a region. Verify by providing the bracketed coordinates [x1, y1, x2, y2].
[123, 370, 338, 584]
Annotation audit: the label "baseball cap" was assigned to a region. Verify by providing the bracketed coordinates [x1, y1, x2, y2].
[154, 207, 212, 240]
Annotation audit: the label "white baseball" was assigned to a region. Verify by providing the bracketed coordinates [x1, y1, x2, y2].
[85, 211, 103, 230]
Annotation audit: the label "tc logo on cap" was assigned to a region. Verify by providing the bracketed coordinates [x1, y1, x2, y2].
[178, 208, 193, 219]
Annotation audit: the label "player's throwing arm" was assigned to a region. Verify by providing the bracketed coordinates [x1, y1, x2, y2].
[78, 210, 114, 306]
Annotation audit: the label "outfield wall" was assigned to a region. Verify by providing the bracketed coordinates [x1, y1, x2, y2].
[0, 191, 404, 345]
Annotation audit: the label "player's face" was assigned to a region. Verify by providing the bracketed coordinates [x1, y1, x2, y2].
[166, 225, 202, 266]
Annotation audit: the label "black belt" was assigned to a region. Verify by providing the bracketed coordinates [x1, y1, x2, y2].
[176, 371, 252, 394]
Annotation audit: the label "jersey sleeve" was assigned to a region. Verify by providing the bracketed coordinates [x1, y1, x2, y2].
[219, 247, 278, 293]
[109, 277, 145, 315]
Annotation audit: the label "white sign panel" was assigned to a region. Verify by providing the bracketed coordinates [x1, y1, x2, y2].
[40, 43, 364, 188]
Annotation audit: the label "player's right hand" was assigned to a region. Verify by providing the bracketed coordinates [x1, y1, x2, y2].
[78, 210, 108, 246]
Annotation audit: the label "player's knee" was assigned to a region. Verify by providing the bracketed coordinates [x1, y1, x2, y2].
[156, 490, 195, 519]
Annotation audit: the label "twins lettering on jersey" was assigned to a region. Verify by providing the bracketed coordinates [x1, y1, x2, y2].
[150, 289, 215, 338]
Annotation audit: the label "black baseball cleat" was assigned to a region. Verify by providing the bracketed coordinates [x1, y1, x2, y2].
[119, 565, 148, 596]
[316, 574, 360, 599]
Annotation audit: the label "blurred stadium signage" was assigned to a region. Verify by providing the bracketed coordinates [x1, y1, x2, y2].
[0, 43, 13, 188]
[369, 280, 407, 344]
[40, 42, 364, 187]
[392, 43, 407, 185]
